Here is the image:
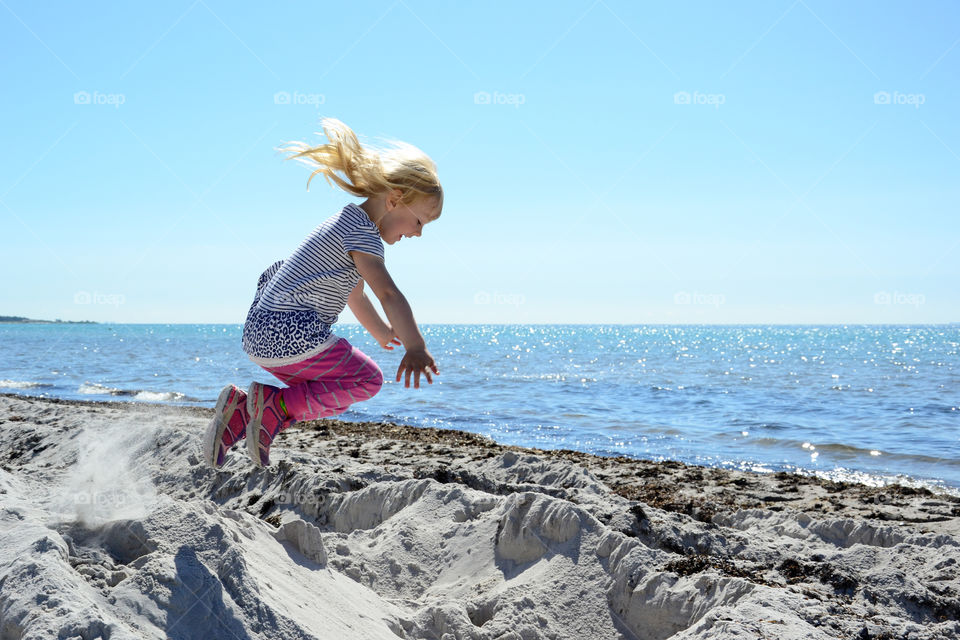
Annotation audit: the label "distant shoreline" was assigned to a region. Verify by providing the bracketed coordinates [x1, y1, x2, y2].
[0, 316, 97, 324]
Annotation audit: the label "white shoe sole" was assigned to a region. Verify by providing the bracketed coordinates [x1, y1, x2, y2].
[202, 385, 238, 469]
[246, 382, 266, 467]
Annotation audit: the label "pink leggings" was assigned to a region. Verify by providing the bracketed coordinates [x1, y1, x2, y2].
[261, 337, 383, 421]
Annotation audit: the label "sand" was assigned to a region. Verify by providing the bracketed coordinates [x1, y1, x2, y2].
[0, 392, 958, 639]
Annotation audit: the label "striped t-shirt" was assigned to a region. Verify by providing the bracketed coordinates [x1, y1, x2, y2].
[241, 203, 384, 363]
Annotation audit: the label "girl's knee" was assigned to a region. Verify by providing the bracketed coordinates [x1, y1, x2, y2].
[364, 365, 384, 398]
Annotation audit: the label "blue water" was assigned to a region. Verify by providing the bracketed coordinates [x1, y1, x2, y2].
[1, 323, 958, 493]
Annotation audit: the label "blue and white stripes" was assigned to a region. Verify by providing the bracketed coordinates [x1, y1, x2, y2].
[242, 203, 384, 361]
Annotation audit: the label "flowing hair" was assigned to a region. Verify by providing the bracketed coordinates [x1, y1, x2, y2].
[277, 118, 443, 219]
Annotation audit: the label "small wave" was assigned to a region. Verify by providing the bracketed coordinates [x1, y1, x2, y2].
[705, 458, 960, 497]
[725, 420, 796, 432]
[0, 379, 54, 390]
[78, 382, 130, 396]
[133, 390, 190, 402]
[77, 382, 198, 403]
[799, 466, 960, 497]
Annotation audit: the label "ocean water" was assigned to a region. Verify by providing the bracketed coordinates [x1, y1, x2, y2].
[1, 323, 958, 493]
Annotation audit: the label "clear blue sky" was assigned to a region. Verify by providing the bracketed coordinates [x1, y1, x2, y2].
[2, 1, 957, 324]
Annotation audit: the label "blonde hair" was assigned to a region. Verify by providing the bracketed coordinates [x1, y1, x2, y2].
[278, 118, 443, 218]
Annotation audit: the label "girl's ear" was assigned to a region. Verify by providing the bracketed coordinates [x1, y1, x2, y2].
[385, 188, 403, 211]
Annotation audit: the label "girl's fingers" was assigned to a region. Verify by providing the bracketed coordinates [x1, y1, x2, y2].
[395, 362, 436, 387]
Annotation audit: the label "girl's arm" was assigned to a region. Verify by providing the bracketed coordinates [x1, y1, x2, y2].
[347, 280, 397, 349]
[350, 251, 439, 388]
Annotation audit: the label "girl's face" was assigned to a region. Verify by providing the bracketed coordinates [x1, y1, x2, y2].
[382, 195, 441, 245]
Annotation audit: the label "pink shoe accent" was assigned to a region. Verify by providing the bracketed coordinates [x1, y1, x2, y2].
[202, 384, 250, 469]
[245, 382, 291, 467]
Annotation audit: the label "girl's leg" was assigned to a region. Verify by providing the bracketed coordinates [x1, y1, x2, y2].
[263, 337, 383, 421]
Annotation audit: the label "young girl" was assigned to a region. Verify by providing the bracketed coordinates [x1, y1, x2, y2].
[202, 118, 443, 469]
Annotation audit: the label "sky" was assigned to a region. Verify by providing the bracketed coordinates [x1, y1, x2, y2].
[1, 0, 958, 325]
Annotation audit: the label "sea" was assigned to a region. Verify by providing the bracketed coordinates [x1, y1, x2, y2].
[1, 323, 958, 493]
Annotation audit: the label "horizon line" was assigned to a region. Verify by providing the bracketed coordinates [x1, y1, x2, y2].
[9, 321, 959, 327]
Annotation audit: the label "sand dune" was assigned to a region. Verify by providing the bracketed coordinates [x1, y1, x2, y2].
[1, 393, 958, 639]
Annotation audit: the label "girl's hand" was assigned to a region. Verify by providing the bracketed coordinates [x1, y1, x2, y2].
[396, 348, 439, 389]
[373, 325, 402, 351]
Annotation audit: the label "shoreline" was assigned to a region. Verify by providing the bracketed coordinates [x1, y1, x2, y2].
[4, 390, 959, 508]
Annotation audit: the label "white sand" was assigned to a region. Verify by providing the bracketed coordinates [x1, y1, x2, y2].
[0, 393, 957, 639]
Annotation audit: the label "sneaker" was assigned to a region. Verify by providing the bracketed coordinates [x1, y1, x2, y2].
[202, 384, 250, 469]
[246, 381, 291, 468]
